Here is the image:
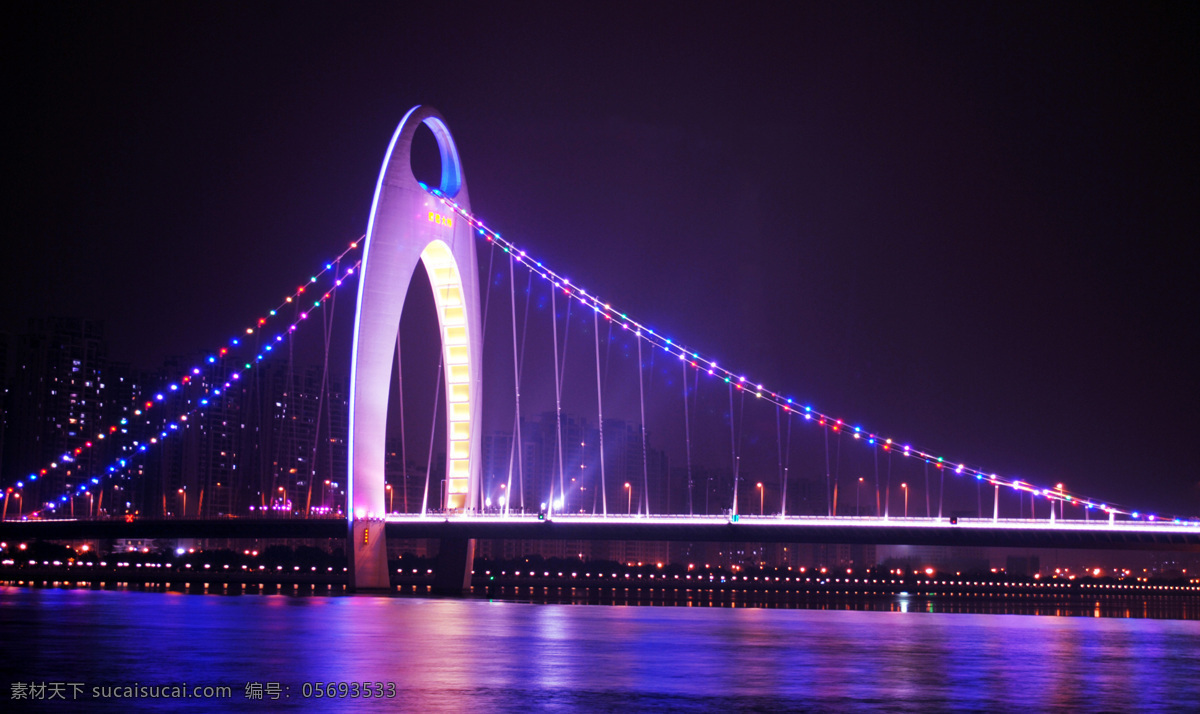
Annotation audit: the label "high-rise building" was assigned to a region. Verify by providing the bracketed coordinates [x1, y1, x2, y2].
[4, 318, 108, 509]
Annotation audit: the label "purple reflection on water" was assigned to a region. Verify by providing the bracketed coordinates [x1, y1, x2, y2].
[2, 588, 1198, 712]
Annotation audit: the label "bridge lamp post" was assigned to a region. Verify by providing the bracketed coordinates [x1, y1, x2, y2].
[757, 483, 764, 516]
[625, 483, 632, 515]
[178, 488, 186, 518]
[386, 484, 393, 514]
[1056, 483, 1065, 520]
[901, 483, 908, 518]
[857, 478, 863, 517]
[323, 480, 330, 511]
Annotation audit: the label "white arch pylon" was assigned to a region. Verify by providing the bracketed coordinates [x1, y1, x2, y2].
[348, 106, 483, 590]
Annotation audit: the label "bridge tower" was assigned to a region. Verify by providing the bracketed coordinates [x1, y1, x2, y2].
[348, 106, 483, 592]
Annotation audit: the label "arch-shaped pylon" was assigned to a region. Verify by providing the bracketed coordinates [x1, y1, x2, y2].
[348, 106, 483, 590]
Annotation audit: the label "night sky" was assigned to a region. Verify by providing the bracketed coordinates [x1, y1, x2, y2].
[6, 3, 1197, 517]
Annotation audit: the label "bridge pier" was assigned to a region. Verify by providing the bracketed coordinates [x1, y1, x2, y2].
[349, 518, 390, 592]
[432, 537, 476, 596]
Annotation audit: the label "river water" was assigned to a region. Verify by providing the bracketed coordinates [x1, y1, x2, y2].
[2, 586, 1198, 712]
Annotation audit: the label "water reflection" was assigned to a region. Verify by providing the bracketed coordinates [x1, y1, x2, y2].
[2, 587, 1198, 712]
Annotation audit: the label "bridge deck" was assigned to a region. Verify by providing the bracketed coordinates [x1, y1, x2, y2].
[2, 515, 1197, 551]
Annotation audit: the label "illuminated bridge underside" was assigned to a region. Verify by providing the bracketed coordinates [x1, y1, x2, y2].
[2, 518, 1197, 552]
[380, 516, 1200, 552]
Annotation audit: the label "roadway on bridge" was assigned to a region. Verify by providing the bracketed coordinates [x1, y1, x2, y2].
[3, 515, 1197, 552]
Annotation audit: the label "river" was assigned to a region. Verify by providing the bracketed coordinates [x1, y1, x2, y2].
[2, 586, 1198, 712]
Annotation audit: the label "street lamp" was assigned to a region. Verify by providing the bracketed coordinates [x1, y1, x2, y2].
[901, 483, 908, 518]
[857, 477, 863, 517]
[625, 483, 632, 515]
[1056, 483, 1065, 520]
[756, 483, 764, 516]
[178, 488, 186, 517]
[386, 484, 394, 514]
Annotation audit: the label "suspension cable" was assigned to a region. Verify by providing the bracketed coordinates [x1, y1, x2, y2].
[682, 358, 694, 516]
[783, 409, 792, 517]
[593, 307, 607, 515]
[728, 380, 738, 516]
[775, 405, 784, 517]
[637, 336, 649, 515]
[924, 460, 931, 518]
[824, 428, 832, 517]
[421, 356, 442, 517]
[305, 259, 339, 516]
[507, 250, 525, 512]
[550, 281, 565, 515]
[395, 334, 408, 513]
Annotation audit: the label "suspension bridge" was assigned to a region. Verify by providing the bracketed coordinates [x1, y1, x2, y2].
[2, 106, 1197, 593]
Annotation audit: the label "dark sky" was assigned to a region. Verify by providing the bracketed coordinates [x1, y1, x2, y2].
[6, 2, 1198, 517]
